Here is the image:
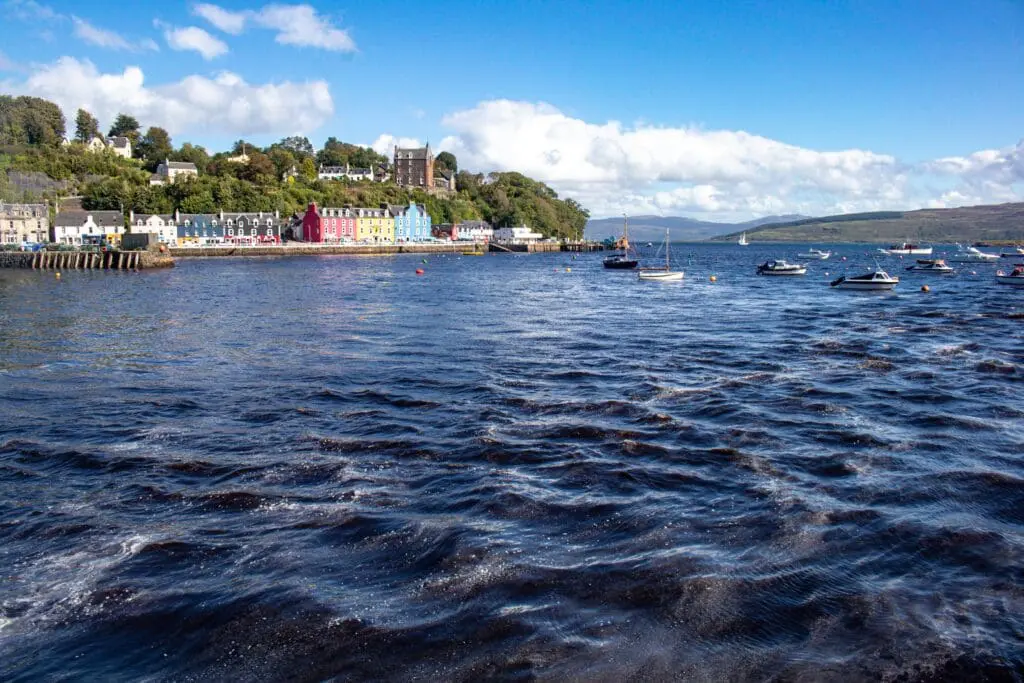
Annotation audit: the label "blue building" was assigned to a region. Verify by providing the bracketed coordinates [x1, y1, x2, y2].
[390, 203, 432, 243]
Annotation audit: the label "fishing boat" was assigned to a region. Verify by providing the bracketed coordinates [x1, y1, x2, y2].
[879, 242, 932, 255]
[756, 260, 807, 276]
[830, 269, 899, 290]
[638, 230, 684, 281]
[1000, 246, 1024, 258]
[995, 264, 1024, 285]
[604, 214, 639, 269]
[947, 245, 998, 263]
[905, 259, 954, 274]
[737, 232, 749, 246]
[796, 248, 831, 260]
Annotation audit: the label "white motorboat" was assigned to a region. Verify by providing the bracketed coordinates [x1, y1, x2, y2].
[947, 245, 999, 263]
[999, 246, 1024, 258]
[756, 260, 807, 276]
[995, 264, 1024, 285]
[831, 269, 899, 290]
[905, 259, 954, 274]
[796, 248, 831, 260]
[738, 232, 749, 246]
[638, 229, 684, 281]
[879, 242, 932, 255]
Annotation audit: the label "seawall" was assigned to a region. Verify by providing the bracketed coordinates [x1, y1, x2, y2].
[170, 243, 485, 258]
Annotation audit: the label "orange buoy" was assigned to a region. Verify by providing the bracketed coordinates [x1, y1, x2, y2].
[921, 285, 929, 292]
[415, 268, 425, 275]
[709, 275, 717, 282]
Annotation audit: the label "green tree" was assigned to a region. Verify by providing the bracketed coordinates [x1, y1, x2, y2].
[108, 113, 141, 145]
[172, 143, 210, 173]
[268, 147, 297, 178]
[74, 109, 100, 143]
[240, 151, 277, 184]
[136, 126, 173, 170]
[436, 151, 457, 174]
[276, 135, 314, 158]
[300, 157, 317, 181]
[0, 96, 66, 146]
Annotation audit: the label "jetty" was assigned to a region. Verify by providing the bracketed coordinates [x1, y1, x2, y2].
[0, 249, 174, 270]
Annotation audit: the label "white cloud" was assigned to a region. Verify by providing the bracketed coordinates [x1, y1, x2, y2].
[435, 99, 1023, 218]
[193, 3, 247, 34]
[4, 0, 59, 20]
[72, 16, 157, 52]
[370, 134, 422, 156]
[193, 3, 356, 52]
[10, 57, 334, 138]
[162, 25, 229, 60]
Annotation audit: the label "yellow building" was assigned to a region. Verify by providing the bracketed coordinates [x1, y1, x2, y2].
[354, 207, 394, 244]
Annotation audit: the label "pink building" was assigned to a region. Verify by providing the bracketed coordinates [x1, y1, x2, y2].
[300, 203, 356, 243]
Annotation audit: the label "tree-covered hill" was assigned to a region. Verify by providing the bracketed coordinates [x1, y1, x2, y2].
[0, 96, 589, 239]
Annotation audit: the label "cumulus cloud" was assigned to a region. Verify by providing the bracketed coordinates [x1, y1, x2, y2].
[10, 57, 333, 137]
[193, 3, 356, 52]
[161, 24, 229, 60]
[370, 134, 423, 156]
[436, 99, 1023, 218]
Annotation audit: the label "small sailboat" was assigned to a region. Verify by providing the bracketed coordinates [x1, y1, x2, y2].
[638, 230, 684, 281]
[738, 232, 749, 246]
[604, 214, 639, 269]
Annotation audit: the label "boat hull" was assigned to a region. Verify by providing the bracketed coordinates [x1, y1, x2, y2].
[881, 248, 933, 255]
[796, 252, 830, 260]
[638, 271, 684, 281]
[947, 257, 998, 263]
[832, 280, 898, 290]
[996, 275, 1024, 285]
[604, 258, 639, 269]
[757, 269, 806, 276]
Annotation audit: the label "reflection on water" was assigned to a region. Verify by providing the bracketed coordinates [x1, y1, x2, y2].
[1, 245, 1022, 680]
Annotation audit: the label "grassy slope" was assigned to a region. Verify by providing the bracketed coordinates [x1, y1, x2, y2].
[709, 203, 1024, 243]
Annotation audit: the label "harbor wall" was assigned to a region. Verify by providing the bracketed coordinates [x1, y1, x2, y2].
[0, 250, 174, 270]
[170, 243, 484, 258]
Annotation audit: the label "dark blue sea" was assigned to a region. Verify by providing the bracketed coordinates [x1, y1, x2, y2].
[1, 244, 1022, 681]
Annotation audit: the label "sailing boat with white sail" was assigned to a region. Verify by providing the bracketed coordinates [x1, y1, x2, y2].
[738, 232, 749, 246]
[639, 230, 684, 281]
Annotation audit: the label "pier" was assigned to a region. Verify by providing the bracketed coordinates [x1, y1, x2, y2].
[0, 249, 174, 270]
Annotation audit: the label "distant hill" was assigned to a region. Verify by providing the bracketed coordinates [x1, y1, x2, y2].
[708, 203, 1024, 243]
[585, 214, 808, 242]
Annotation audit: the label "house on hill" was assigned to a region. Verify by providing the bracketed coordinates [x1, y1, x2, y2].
[150, 159, 199, 185]
[393, 145, 434, 189]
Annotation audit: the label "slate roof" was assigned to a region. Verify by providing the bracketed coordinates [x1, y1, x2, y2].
[109, 136, 130, 149]
[395, 147, 431, 160]
[166, 161, 198, 171]
[54, 210, 124, 227]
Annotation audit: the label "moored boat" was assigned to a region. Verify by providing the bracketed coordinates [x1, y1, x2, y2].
[830, 269, 899, 290]
[796, 248, 831, 260]
[905, 259, 954, 274]
[995, 264, 1024, 285]
[604, 214, 639, 269]
[1000, 246, 1024, 258]
[738, 232, 749, 246]
[757, 260, 807, 276]
[879, 242, 932, 255]
[638, 229, 684, 281]
[947, 245, 998, 263]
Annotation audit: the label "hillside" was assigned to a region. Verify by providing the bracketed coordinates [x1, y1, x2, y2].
[586, 214, 807, 242]
[709, 203, 1024, 243]
[0, 95, 590, 240]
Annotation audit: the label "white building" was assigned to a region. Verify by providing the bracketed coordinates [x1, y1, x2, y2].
[318, 164, 375, 182]
[493, 225, 544, 245]
[457, 220, 493, 242]
[107, 136, 132, 159]
[151, 159, 199, 185]
[129, 211, 178, 244]
[0, 202, 49, 245]
[52, 211, 125, 246]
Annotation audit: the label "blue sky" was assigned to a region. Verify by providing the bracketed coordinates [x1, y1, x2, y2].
[1, 0, 1022, 218]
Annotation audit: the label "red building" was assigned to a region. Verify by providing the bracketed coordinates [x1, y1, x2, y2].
[301, 203, 357, 243]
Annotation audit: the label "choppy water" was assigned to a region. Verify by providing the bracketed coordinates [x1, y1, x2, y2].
[1, 244, 1022, 681]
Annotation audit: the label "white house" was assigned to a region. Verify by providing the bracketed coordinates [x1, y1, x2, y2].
[151, 159, 198, 185]
[318, 164, 375, 182]
[129, 211, 178, 244]
[456, 220, 493, 242]
[0, 202, 49, 245]
[52, 210, 125, 246]
[86, 136, 107, 153]
[493, 225, 544, 245]
[107, 136, 132, 159]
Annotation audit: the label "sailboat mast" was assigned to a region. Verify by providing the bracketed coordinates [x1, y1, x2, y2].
[665, 229, 670, 269]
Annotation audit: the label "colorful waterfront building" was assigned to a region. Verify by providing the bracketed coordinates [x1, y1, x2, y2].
[354, 207, 394, 244]
[319, 206, 357, 243]
[390, 203, 432, 243]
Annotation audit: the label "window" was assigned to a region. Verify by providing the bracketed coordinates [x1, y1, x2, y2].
[228, 228, 234, 236]
[251, 228, 256, 236]
[266, 228, 273, 236]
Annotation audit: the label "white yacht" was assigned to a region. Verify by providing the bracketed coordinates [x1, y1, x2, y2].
[796, 248, 831, 260]
[756, 260, 807, 276]
[738, 232, 749, 246]
[879, 242, 932, 255]
[905, 259, 954, 274]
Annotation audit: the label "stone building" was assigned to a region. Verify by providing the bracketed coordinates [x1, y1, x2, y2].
[393, 145, 435, 189]
[0, 202, 49, 245]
